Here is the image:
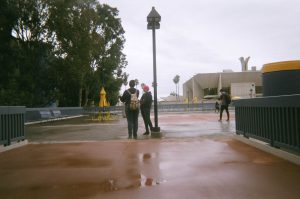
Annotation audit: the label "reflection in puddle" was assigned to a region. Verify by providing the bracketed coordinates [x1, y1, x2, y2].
[102, 179, 118, 192]
[102, 174, 166, 192]
[138, 153, 157, 162]
[102, 153, 165, 192]
[139, 174, 166, 187]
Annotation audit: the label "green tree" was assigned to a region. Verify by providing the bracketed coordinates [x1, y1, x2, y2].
[122, 72, 129, 89]
[0, 0, 55, 106]
[46, 1, 127, 106]
[173, 75, 180, 101]
[134, 79, 139, 88]
[0, 0, 127, 107]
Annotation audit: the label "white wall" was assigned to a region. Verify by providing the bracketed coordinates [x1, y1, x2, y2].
[231, 82, 256, 98]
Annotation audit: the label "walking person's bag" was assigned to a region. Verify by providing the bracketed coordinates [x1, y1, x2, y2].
[225, 94, 231, 105]
[127, 90, 140, 110]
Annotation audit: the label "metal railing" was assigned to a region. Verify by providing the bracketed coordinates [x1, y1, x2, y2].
[157, 102, 216, 112]
[25, 107, 84, 123]
[84, 102, 218, 114]
[234, 94, 300, 153]
[0, 106, 26, 146]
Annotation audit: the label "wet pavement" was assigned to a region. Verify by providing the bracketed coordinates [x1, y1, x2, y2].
[1, 111, 300, 199]
[25, 112, 236, 142]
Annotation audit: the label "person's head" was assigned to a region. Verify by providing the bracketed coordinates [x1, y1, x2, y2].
[129, 80, 135, 88]
[143, 85, 149, 92]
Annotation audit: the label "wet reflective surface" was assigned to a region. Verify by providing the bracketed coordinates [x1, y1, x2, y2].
[25, 112, 236, 142]
[1, 112, 300, 199]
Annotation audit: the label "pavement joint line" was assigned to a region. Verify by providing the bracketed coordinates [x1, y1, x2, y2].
[233, 134, 300, 165]
[43, 123, 124, 127]
[25, 115, 84, 125]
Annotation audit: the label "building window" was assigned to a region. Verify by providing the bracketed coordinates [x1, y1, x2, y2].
[204, 88, 218, 96]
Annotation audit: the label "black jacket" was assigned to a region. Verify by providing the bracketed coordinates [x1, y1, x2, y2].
[120, 88, 139, 105]
[140, 91, 152, 109]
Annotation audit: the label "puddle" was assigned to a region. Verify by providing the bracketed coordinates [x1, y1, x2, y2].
[138, 153, 157, 161]
[139, 174, 166, 187]
[101, 173, 166, 192]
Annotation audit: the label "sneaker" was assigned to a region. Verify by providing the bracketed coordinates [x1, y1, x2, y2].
[218, 119, 222, 122]
[143, 132, 150, 135]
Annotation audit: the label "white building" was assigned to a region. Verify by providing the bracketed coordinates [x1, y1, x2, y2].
[183, 68, 262, 101]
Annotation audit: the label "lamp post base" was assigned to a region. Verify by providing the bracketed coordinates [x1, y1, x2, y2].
[152, 127, 160, 132]
[151, 127, 162, 138]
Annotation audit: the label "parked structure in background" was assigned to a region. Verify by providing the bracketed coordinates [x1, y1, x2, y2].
[183, 57, 262, 102]
[235, 60, 300, 154]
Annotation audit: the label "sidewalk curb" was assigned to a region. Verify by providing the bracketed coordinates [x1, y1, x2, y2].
[0, 140, 28, 153]
[233, 134, 300, 165]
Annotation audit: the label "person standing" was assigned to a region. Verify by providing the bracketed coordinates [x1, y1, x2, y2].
[120, 80, 140, 139]
[140, 85, 153, 135]
[219, 89, 230, 121]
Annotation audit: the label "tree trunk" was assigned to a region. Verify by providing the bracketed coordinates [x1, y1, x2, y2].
[84, 88, 89, 107]
[176, 84, 178, 101]
[78, 87, 82, 107]
[178, 84, 180, 101]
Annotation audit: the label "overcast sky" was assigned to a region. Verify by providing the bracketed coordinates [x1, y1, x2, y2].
[100, 0, 300, 98]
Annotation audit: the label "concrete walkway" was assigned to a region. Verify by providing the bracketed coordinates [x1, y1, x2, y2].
[1, 112, 300, 199]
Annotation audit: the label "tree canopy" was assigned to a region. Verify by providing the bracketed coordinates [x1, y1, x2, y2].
[173, 75, 180, 100]
[0, 0, 127, 107]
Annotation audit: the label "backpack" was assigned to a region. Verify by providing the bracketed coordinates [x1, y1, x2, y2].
[127, 90, 140, 110]
[225, 93, 231, 104]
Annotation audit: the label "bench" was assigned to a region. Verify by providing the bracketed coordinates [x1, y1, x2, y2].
[39, 110, 54, 120]
[51, 110, 62, 118]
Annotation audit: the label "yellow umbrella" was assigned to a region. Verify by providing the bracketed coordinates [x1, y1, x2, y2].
[99, 87, 108, 107]
[98, 87, 111, 121]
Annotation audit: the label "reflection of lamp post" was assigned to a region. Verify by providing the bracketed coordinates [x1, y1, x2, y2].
[147, 7, 161, 133]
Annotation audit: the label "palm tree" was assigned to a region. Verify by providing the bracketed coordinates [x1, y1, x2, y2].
[123, 73, 129, 89]
[135, 79, 139, 88]
[173, 75, 180, 101]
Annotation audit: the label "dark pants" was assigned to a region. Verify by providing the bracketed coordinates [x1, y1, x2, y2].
[125, 107, 139, 139]
[141, 107, 153, 133]
[220, 105, 229, 120]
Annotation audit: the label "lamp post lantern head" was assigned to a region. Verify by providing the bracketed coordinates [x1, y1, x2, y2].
[147, 7, 161, 29]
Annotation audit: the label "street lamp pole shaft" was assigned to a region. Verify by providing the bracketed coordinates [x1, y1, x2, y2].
[152, 27, 158, 128]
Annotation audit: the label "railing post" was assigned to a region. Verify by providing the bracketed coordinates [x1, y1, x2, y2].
[0, 106, 25, 146]
[234, 94, 300, 153]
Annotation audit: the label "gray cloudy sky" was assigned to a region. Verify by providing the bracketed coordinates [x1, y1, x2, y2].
[101, 0, 300, 98]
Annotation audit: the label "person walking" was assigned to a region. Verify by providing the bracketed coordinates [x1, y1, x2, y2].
[140, 85, 153, 135]
[218, 89, 230, 121]
[120, 80, 140, 139]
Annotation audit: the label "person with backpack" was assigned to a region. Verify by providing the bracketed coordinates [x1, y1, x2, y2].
[140, 85, 153, 135]
[119, 80, 140, 139]
[218, 89, 231, 121]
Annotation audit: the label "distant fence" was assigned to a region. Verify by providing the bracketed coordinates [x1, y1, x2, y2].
[157, 102, 215, 112]
[234, 94, 300, 153]
[0, 106, 25, 146]
[83, 102, 218, 114]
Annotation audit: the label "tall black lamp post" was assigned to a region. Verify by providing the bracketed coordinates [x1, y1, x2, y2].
[147, 7, 161, 133]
